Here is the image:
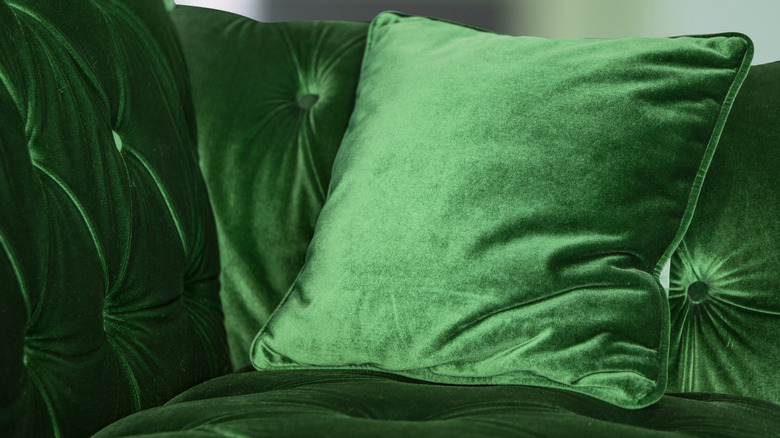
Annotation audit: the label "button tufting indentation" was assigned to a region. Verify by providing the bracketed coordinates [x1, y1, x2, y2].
[686, 281, 709, 303]
[112, 130, 123, 152]
[297, 93, 319, 109]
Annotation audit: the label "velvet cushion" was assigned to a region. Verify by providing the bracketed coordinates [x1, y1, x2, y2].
[170, 6, 368, 369]
[250, 12, 752, 408]
[0, 1, 230, 436]
[94, 370, 780, 438]
[668, 61, 780, 404]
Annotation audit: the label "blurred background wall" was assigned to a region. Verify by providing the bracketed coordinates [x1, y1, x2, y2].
[174, 0, 779, 64]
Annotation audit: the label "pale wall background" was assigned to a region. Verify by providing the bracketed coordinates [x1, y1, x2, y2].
[175, 0, 779, 64]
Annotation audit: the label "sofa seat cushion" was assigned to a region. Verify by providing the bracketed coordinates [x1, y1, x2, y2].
[94, 370, 780, 438]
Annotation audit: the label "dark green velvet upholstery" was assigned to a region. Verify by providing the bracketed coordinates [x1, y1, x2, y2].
[252, 12, 752, 409]
[669, 61, 780, 404]
[170, 6, 368, 370]
[2, 1, 778, 435]
[94, 370, 780, 438]
[0, 1, 230, 436]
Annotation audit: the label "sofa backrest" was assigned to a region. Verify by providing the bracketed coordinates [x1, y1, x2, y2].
[0, 1, 230, 436]
[171, 6, 367, 369]
[668, 61, 780, 404]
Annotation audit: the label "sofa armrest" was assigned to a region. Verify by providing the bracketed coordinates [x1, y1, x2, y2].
[0, 1, 230, 436]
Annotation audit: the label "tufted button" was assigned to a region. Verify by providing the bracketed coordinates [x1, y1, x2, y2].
[112, 130, 123, 152]
[686, 281, 709, 303]
[297, 93, 319, 110]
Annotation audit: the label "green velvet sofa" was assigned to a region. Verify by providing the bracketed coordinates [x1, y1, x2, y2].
[2, 1, 779, 437]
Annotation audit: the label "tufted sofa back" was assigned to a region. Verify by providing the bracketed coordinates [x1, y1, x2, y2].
[668, 61, 780, 404]
[171, 7, 368, 369]
[0, 1, 230, 436]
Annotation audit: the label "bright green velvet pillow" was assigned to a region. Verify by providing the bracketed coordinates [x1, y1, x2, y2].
[668, 61, 780, 404]
[251, 12, 752, 408]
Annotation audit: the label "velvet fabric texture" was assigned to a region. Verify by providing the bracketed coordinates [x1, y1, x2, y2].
[95, 370, 780, 438]
[252, 12, 753, 409]
[170, 7, 368, 369]
[668, 61, 780, 404]
[0, 1, 230, 437]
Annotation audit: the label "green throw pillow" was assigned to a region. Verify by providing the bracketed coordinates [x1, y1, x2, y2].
[251, 12, 752, 409]
[668, 61, 780, 404]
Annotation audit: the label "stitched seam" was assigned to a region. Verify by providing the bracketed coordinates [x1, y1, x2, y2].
[0, 229, 30, 316]
[25, 366, 62, 438]
[121, 144, 187, 258]
[35, 166, 109, 289]
[104, 334, 142, 411]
